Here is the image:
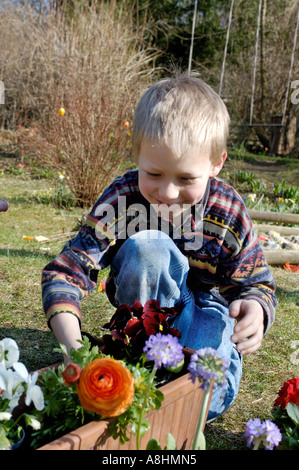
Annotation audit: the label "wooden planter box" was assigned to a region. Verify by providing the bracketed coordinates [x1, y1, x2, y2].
[37, 372, 212, 451]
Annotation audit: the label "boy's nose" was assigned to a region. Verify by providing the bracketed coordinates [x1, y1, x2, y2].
[159, 182, 180, 202]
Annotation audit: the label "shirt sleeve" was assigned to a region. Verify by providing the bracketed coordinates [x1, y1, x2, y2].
[41, 171, 138, 327]
[217, 214, 277, 334]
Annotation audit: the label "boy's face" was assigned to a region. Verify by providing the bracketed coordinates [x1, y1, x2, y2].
[138, 139, 226, 216]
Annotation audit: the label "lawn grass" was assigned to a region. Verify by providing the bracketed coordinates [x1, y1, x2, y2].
[0, 149, 298, 450]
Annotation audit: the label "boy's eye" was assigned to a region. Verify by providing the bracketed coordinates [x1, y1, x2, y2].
[147, 171, 160, 177]
[181, 177, 195, 183]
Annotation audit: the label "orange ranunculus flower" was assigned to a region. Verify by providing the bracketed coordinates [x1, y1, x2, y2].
[76, 358, 134, 417]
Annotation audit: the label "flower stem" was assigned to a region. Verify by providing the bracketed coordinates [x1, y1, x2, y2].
[136, 364, 157, 450]
[192, 386, 211, 450]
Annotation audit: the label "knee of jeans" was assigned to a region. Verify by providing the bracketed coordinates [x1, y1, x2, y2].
[124, 230, 178, 259]
[112, 230, 190, 288]
[120, 230, 168, 261]
[129, 230, 172, 243]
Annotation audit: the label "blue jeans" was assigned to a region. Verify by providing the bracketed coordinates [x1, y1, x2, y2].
[108, 230, 242, 421]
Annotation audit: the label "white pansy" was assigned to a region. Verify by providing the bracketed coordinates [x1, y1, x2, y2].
[0, 338, 45, 447]
[14, 364, 45, 411]
[0, 338, 19, 368]
[25, 415, 41, 430]
[26, 384, 44, 411]
[0, 369, 6, 391]
[24, 371, 44, 411]
[0, 364, 23, 396]
[0, 364, 25, 412]
[13, 361, 29, 381]
[1, 353, 45, 413]
[0, 412, 12, 421]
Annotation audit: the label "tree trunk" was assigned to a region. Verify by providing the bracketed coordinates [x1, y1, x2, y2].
[270, 115, 297, 155]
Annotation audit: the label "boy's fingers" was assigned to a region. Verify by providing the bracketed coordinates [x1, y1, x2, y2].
[228, 299, 242, 318]
[235, 334, 263, 355]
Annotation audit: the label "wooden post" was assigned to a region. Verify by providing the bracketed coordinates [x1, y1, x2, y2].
[264, 250, 299, 265]
[253, 224, 299, 235]
[249, 209, 299, 225]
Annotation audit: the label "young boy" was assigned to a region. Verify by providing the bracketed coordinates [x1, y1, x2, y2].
[42, 75, 277, 420]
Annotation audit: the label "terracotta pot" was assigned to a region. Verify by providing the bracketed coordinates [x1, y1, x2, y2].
[37, 370, 212, 451]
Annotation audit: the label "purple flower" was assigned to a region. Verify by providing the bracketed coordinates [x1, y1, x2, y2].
[187, 347, 229, 390]
[244, 418, 266, 447]
[244, 418, 282, 450]
[263, 420, 282, 450]
[143, 333, 184, 369]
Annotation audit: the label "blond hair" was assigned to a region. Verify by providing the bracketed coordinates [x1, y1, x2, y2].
[132, 75, 230, 164]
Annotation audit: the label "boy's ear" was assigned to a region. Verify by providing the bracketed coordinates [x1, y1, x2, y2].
[210, 151, 227, 177]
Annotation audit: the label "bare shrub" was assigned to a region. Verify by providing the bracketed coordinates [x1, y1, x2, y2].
[22, 84, 133, 207]
[1, 1, 159, 206]
[0, 1, 158, 126]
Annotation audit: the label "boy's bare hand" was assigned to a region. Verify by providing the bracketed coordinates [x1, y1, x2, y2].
[229, 299, 265, 355]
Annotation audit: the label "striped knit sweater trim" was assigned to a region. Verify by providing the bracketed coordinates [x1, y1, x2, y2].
[42, 170, 276, 331]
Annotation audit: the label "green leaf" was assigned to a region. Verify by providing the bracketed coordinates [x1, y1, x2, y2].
[165, 433, 177, 450]
[0, 434, 11, 450]
[146, 437, 162, 450]
[286, 403, 299, 426]
[146, 433, 177, 450]
[0, 426, 11, 450]
[192, 431, 206, 450]
[165, 359, 184, 374]
[54, 343, 68, 357]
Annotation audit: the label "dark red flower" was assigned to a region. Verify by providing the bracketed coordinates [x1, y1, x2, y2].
[108, 304, 132, 332]
[130, 300, 144, 318]
[142, 299, 178, 320]
[101, 299, 181, 358]
[274, 377, 299, 410]
[142, 299, 181, 337]
[124, 317, 143, 337]
[101, 334, 126, 357]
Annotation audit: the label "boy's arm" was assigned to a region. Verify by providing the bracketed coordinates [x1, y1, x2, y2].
[42, 246, 98, 328]
[50, 313, 82, 364]
[218, 233, 277, 355]
[218, 231, 277, 335]
[41, 171, 138, 353]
